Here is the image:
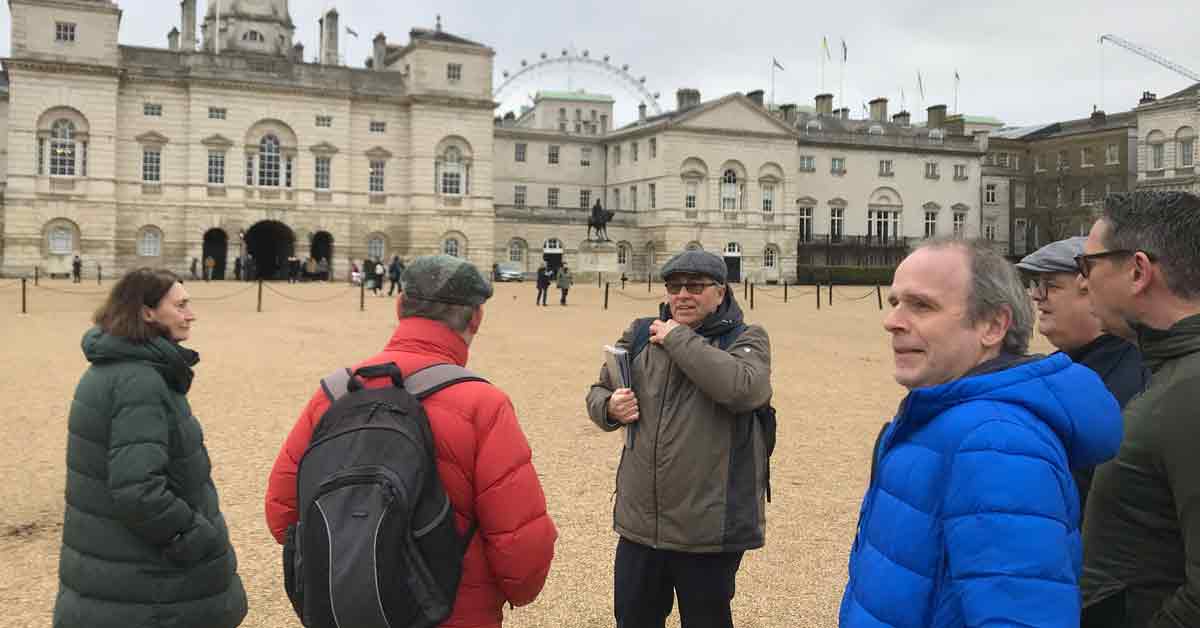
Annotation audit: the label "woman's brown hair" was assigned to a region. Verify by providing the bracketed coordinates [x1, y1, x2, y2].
[92, 268, 182, 341]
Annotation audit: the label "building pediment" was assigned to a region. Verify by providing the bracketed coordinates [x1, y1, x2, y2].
[923, 201, 942, 211]
[828, 197, 848, 207]
[674, 95, 795, 137]
[136, 131, 169, 145]
[201, 134, 234, 149]
[796, 196, 818, 206]
[309, 141, 340, 156]
[951, 203, 970, 211]
[365, 146, 394, 160]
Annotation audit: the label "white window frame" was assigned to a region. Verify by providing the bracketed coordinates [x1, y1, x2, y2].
[798, 206, 813, 242]
[761, 183, 774, 212]
[440, 147, 464, 196]
[831, 207, 845, 241]
[1152, 143, 1165, 170]
[954, 164, 967, 179]
[548, 145, 560, 165]
[49, 226, 73, 255]
[581, 147, 591, 167]
[258, 135, 281, 187]
[514, 185, 527, 208]
[208, 107, 227, 120]
[369, 121, 387, 134]
[443, 238, 461, 257]
[879, 160, 893, 176]
[1082, 146, 1094, 167]
[138, 229, 162, 257]
[1106, 143, 1119, 165]
[953, 211, 967, 238]
[49, 119, 77, 176]
[369, 160, 386, 193]
[447, 63, 463, 82]
[580, 189, 591, 209]
[924, 162, 940, 179]
[315, 156, 331, 190]
[985, 184, 997, 204]
[868, 209, 902, 243]
[142, 149, 162, 182]
[509, 241, 524, 263]
[724, 242, 742, 256]
[831, 157, 847, 174]
[649, 183, 657, 209]
[721, 170, 739, 210]
[55, 22, 77, 42]
[368, 236, 385, 260]
[617, 244, 629, 266]
[924, 211, 938, 238]
[207, 151, 226, 185]
[515, 143, 526, 162]
[143, 103, 162, 117]
[1181, 139, 1195, 167]
[800, 155, 816, 171]
[763, 246, 777, 268]
[548, 187, 559, 208]
[685, 180, 698, 209]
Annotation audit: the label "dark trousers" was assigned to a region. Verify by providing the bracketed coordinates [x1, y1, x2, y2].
[388, 278, 401, 296]
[614, 537, 743, 628]
[559, 288, 569, 305]
[536, 287, 548, 305]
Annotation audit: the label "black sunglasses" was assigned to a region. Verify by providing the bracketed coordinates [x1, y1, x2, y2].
[1074, 249, 1155, 278]
[665, 281, 718, 295]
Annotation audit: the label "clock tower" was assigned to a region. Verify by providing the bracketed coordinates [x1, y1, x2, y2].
[202, 0, 295, 56]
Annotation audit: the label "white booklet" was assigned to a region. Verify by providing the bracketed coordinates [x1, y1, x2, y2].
[603, 345, 633, 389]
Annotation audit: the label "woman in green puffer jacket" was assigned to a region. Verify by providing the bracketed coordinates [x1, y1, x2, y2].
[53, 268, 247, 628]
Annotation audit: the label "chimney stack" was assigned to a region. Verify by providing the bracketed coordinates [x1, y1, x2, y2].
[892, 110, 911, 126]
[290, 42, 305, 63]
[1140, 91, 1158, 105]
[180, 0, 196, 51]
[836, 107, 850, 120]
[746, 89, 765, 107]
[869, 97, 888, 123]
[815, 93, 834, 116]
[779, 103, 797, 124]
[638, 102, 647, 121]
[1091, 108, 1107, 125]
[973, 130, 990, 153]
[676, 88, 701, 111]
[168, 27, 180, 50]
[320, 9, 340, 66]
[927, 104, 948, 129]
[372, 33, 387, 71]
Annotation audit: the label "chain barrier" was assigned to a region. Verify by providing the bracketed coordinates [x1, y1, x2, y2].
[30, 283, 109, 296]
[836, 288, 879, 302]
[189, 283, 258, 302]
[0, 279, 22, 289]
[262, 282, 359, 304]
[611, 289, 665, 303]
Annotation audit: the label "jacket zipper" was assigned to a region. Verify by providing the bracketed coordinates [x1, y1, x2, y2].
[855, 397, 909, 551]
[652, 351, 673, 549]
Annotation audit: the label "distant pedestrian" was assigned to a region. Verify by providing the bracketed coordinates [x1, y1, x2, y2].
[190, 258, 199, 280]
[373, 260, 385, 296]
[535, 264, 552, 306]
[204, 256, 215, 282]
[388, 256, 404, 296]
[234, 257, 242, 281]
[557, 265, 574, 306]
[72, 255, 83, 283]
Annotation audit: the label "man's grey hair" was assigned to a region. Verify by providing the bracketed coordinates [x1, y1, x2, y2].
[1101, 191, 1200, 299]
[915, 238, 1034, 355]
[399, 296, 476, 332]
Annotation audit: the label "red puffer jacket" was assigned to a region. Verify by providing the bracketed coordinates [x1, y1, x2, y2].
[265, 317, 557, 628]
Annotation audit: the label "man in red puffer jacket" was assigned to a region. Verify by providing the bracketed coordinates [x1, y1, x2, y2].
[265, 255, 557, 628]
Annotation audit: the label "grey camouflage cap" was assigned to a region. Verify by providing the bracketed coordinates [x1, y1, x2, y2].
[660, 250, 728, 284]
[400, 255, 493, 306]
[1016, 236, 1087, 275]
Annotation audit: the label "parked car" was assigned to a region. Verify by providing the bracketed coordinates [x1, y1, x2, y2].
[496, 262, 526, 282]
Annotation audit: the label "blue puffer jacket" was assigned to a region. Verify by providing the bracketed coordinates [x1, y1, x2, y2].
[839, 353, 1123, 627]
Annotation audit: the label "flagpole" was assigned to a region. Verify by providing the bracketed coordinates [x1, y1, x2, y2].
[215, 0, 221, 55]
[770, 60, 776, 109]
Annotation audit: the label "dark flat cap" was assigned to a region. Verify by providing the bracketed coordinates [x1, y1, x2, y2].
[660, 250, 728, 284]
[401, 255, 493, 306]
[1016, 237, 1086, 275]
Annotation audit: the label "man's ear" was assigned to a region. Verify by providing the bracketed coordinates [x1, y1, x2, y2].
[979, 304, 1012, 351]
[1130, 251, 1156, 297]
[467, 306, 484, 334]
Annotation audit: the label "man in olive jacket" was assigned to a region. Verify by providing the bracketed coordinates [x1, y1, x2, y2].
[1081, 191, 1200, 628]
[586, 250, 772, 628]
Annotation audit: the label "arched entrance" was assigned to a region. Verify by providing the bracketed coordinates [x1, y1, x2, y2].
[245, 220, 295, 280]
[311, 231, 334, 264]
[202, 228, 228, 280]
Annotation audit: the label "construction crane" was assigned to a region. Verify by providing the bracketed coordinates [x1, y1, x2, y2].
[1099, 34, 1200, 82]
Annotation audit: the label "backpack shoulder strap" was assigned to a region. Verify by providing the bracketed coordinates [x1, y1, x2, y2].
[319, 367, 354, 404]
[628, 317, 657, 362]
[403, 363, 488, 399]
[717, 322, 749, 351]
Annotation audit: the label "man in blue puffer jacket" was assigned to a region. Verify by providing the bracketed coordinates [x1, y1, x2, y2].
[840, 239, 1123, 627]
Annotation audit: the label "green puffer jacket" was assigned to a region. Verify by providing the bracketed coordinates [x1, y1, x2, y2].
[53, 328, 247, 628]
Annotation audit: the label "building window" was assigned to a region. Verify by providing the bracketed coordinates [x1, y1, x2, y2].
[515, 143, 526, 162]
[37, 138, 45, 175]
[761, 183, 774, 211]
[954, 164, 967, 179]
[614, 146, 621, 165]
[630, 185, 638, 211]
[831, 208, 844, 242]
[924, 211, 938, 238]
[1015, 182, 1027, 208]
[1056, 184, 1064, 206]
[49, 226, 73, 255]
[806, 120, 822, 136]
[143, 103, 162, 117]
[55, 22, 77, 42]
[798, 206, 813, 242]
[1181, 139, 1195, 167]
[632, 142, 639, 162]
[998, 153, 1010, 168]
[49, 119, 77, 176]
[447, 63, 463, 82]
[1012, 155, 1021, 170]
[440, 147, 464, 195]
[953, 211, 967, 238]
[985, 223, 997, 241]
[868, 209, 901, 243]
[285, 156, 293, 188]
[1081, 186, 1090, 205]
[1082, 147, 1095, 167]
[686, 181, 698, 209]
[800, 155, 816, 172]
[985, 184, 997, 204]
[258, 135, 281, 186]
[548, 145, 560, 165]
[545, 238, 563, 251]
[617, 244, 629, 265]
[613, 188, 621, 210]
[514, 185, 526, 208]
[650, 138, 657, 158]
[879, 160, 893, 176]
[316, 115, 333, 127]
[443, 238, 461, 257]
[315, 156, 331, 190]
[245, 154, 255, 185]
[721, 170, 739, 210]
[1106, 143, 1119, 165]
[831, 157, 846, 174]
[725, 242, 742, 255]
[600, 114, 608, 131]
[243, 30, 264, 42]
[764, 247, 777, 268]
[207, 151, 226, 185]
[509, 241, 524, 263]
[1057, 150, 1069, 169]
[369, 160, 386, 193]
[548, 187, 559, 208]
[142, 149, 161, 182]
[1035, 154, 1045, 172]
[1152, 144, 1165, 169]
[929, 129, 944, 145]
[208, 107, 226, 120]
[649, 183, 657, 209]
[138, 229, 161, 257]
[580, 189, 591, 208]
[924, 162, 940, 179]
[581, 147, 591, 167]
[559, 122, 567, 132]
[370, 121, 387, 134]
[367, 236, 385, 260]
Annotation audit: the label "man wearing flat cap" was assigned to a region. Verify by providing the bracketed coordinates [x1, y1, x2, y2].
[266, 255, 558, 628]
[1017, 237, 1147, 512]
[586, 249, 773, 628]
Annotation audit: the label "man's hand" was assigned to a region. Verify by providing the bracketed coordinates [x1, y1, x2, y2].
[649, 319, 681, 345]
[607, 388, 640, 424]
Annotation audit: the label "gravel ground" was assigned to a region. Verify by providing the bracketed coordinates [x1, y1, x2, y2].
[0, 277, 1047, 627]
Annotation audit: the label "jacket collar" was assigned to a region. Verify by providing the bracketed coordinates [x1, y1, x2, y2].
[82, 327, 199, 393]
[383, 317, 470, 366]
[1136, 313, 1200, 372]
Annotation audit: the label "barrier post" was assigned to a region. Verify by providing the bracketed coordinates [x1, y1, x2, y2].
[21, 278, 28, 314]
[360, 278, 366, 312]
[750, 283, 755, 310]
[816, 282, 821, 310]
[876, 284, 884, 310]
[784, 281, 789, 303]
[604, 282, 610, 310]
[257, 280, 264, 313]
[34, 266, 39, 286]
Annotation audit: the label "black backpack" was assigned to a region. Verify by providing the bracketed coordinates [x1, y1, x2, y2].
[283, 362, 483, 628]
[628, 317, 778, 502]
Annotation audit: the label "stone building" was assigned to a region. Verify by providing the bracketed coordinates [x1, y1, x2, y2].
[1134, 85, 1199, 193]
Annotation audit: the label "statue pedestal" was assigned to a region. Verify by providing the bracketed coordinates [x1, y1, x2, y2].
[578, 240, 619, 273]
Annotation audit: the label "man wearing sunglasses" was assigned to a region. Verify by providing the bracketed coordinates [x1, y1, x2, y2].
[585, 249, 772, 628]
[1080, 191, 1200, 628]
[1017, 237, 1148, 513]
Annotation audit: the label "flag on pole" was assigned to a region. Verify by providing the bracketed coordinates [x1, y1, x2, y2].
[842, 39, 848, 63]
[822, 36, 831, 61]
[917, 71, 925, 100]
[773, 57, 785, 71]
[345, 26, 359, 38]
[954, 70, 960, 83]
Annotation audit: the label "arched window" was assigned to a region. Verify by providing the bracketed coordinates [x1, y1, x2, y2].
[721, 170, 739, 210]
[258, 134, 281, 186]
[508, 240, 524, 262]
[805, 120, 822, 136]
[138, 228, 162, 257]
[48, 226, 73, 255]
[544, 238, 563, 251]
[243, 30, 264, 42]
[868, 124, 885, 136]
[617, 243, 630, 265]
[50, 119, 76, 176]
[725, 242, 742, 255]
[763, 246, 777, 268]
[367, 235, 385, 260]
[441, 147, 464, 195]
[685, 241, 703, 251]
[443, 238, 461, 257]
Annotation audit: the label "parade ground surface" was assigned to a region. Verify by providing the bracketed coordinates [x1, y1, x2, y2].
[0, 278, 1055, 627]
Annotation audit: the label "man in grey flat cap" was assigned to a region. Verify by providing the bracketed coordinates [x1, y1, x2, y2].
[1018, 236, 1146, 511]
[585, 249, 774, 628]
[266, 255, 558, 628]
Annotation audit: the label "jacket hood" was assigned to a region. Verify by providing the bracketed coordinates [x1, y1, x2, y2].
[904, 353, 1122, 469]
[1137, 314, 1200, 372]
[81, 327, 199, 393]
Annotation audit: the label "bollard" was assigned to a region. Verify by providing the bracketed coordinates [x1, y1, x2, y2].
[21, 278, 28, 314]
[360, 278, 366, 312]
[97, 265, 102, 285]
[598, 272, 602, 288]
[743, 281, 748, 300]
[816, 282, 821, 310]
[257, 279, 263, 313]
[828, 281, 833, 306]
[621, 277, 626, 291]
[876, 284, 884, 310]
[34, 266, 39, 286]
[647, 273, 652, 293]
[750, 283, 755, 310]
[784, 281, 789, 303]
[604, 282, 610, 310]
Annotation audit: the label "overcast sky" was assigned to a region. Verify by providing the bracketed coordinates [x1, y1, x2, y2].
[2, 0, 1195, 128]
